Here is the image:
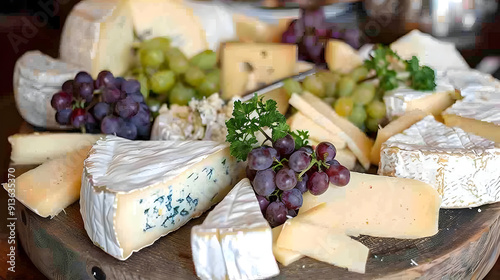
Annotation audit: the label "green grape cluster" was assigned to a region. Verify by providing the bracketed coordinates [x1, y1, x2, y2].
[282, 66, 387, 133]
[130, 37, 220, 117]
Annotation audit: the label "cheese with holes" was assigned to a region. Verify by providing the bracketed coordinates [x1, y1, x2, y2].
[128, 0, 208, 57]
[60, 0, 134, 77]
[370, 110, 429, 165]
[3, 146, 91, 218]
[383, 82, 456, 121]
[9, 133, 103, 165]
[221, 43, 297, 99]
[299, 172, 441, 238]
[191, 178, 279, 280]
[288, 112, 346, 149]
[325, 39, 363, 74]
[379, 116, 500, 208]
[13, 51, 80, 129]
[443, 87, 500, 143]
[289, 92, 373, 170]
[81, 136, 244, 260]
[271, 225, 303, 266]
[277, 218, 369, 273]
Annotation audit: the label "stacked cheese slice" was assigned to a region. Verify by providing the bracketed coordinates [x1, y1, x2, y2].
[191, 178, 279, 280]
[81, 136, 244, 260]
[13, 51, 80, 129]
[379, 115, 500, 208]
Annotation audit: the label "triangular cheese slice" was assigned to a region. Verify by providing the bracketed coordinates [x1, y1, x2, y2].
[191, 178, 279, 280]
[289, 91, 373, 170]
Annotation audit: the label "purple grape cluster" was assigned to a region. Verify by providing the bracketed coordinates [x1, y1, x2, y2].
[247, 135, 351, 227]
[281, 7, 361, 64]
[51, 71, 151, 140]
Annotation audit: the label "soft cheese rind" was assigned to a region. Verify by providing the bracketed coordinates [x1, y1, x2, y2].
[191, 178, 279, 280]
[379, 116, 500, 208]
[81, 136, 244, 260]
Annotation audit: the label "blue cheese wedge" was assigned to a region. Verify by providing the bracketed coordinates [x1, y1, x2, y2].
[81, 136, 244, 260]
[191, 178, 279, 280]
[379, 116, 500, 208]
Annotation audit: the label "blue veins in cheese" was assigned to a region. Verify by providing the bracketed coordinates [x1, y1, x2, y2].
[80, 136, 244, 260]
[191, 178, 280, 280]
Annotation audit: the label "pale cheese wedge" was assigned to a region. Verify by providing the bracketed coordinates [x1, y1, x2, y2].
[325, 40, 363, 74]
[289, 92, 373, 170]
[271, 225, 303, 266]
[277, 219, 369, 274]
[234, 14, 290, 44]
[299, 172, 441, 239]
[3, 146, 91, 218]
[9, 133, 103, 165]
[370, 110, 430, 165]
[288, 112, 346, 149]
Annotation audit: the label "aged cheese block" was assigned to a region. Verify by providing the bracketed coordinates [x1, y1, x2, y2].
[324, 39, 363, 74]
[271, 225, 303, 267]
[383, 82, 456, 121]
[220, 43, 297, 99]
[3, 146, 91, 218]
[234, 14, 290, 44]
[81, 136, 244, 260]
[288, 111, 347, 149]
[379, 115, 500, 208]
[13, 51, 80, 129]
[9, 133, 103, 165]
[289, 92, 373, 170]
[443, 87, 500, 143]
[191, 178, 279, 280]
[299, 172, 441, 239]
[277, 217, 369, 274]
[127, 0, 208, 57]
[370, 110, 429, 165]
[60, 0, 135, 77]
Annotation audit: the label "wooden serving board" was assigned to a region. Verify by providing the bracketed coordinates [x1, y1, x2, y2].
[12, 163, 500, 280]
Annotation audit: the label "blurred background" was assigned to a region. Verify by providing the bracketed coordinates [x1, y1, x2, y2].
[0, 0, 499, 278]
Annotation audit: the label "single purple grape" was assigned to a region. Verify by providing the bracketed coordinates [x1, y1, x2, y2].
[275, 167, 297, 191]
[115, 96, 139, 118]
[252, 169, 276, 197]
[316, 142, 337, 162]
[101, 87, 122, 103]
[77, 82, 94, 102]
[74, 71, 93, 84]
[307, 171, 329, 196]
[92, 102, 110, 121]
[256, 195, 270, 214]
[265, 201, 288, 227]
[71, 108, 86, 128]
[326, 164, 351, 187]
[247, 147, 274, 171]
[101, 115, 121, 134]
[130, 104, 151, 127]
[289, 150, 312, 172]
[62, 80, 74, 95]
[273, 134, 295, 156]
[95, 70, 115, 88]
[121, 79, 141, 94]
[281, 188, 303, 210]
[55, 108, 72, 125]
[117, 121, 138, 140]
[51, 91, 73, 111]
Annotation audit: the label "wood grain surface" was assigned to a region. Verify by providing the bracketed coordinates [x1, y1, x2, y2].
[10, 165, 500, 280]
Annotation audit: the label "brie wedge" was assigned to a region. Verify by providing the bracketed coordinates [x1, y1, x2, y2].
[191, 178, 279, 280]
[379, 116, 500, 208]
[81, 136, 244, 260]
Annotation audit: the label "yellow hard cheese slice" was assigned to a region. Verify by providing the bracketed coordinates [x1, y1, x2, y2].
[325, 39, 363, 74]
[370, 110, 429, 165]
[443, 114, 500, 143]
[221, 43, 297, 99]
[271, 225, 303, 266]
[234, 14, 290, 44]
[9, 133, 103, 165]
[299, 172, 441, 239]
[288, 112, 347, 149]
[289, 92, 373, 170]
[3, 146, 91, 218]
[277, 218, 369, 274]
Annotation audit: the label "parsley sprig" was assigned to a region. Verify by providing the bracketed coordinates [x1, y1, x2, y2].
[226, 94, 309, 161]
[363, 45, 436, 93]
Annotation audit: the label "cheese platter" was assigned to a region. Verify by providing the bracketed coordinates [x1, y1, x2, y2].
[4, 0, 500, 279]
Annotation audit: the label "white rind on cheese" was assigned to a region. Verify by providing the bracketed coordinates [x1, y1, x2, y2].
[60, 0, 134, 77]
[443, 69, 500, 93]
[81, 136, 244, 260]
[13, 51, 80, 129]
[379, 116, 500, 208]
[191, 178, 279, 280]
